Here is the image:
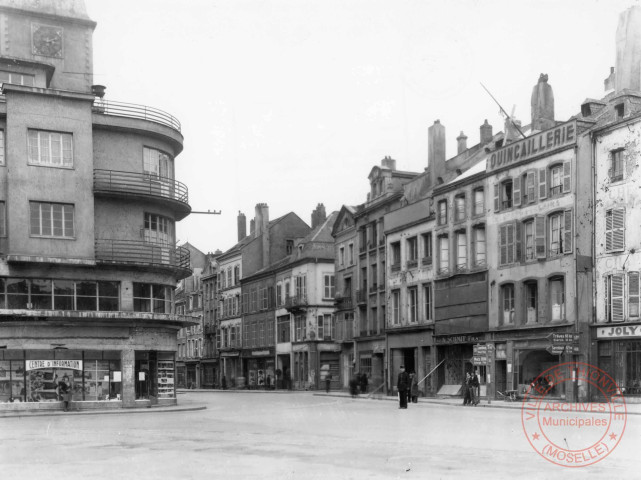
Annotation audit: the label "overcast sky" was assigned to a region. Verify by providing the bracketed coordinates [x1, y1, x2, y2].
[85, 0, 637, 254]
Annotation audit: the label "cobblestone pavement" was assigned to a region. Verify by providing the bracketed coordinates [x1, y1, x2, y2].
[1, 391, 639, 479]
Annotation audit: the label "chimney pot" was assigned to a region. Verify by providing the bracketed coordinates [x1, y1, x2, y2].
[237, 211, 247, 242]
[480, 119, 493, 145]
[456, 131, 468, 154]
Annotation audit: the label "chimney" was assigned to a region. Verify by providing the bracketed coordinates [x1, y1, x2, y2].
[237, 211, 247, 241]
[254, 203, 269, 238]
[480, 119, 493, 145]
[456, 131, 468, 154]
[530, 73, 555, 131]
[250, 219, 255, 235]
[604, 66, 616, 92]
[381, 155, 396, 170]
[311, 203, 327, 229]
[615, 6, 641, 92]
[428, 120, 446, 183]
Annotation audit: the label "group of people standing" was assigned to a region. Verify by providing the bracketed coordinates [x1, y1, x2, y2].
[462, 370, 480, 406]
[396, 366, 419, 409]
[349, 372, 369, 397]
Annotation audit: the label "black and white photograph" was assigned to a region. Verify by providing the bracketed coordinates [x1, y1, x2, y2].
[1, 0, 641, 478]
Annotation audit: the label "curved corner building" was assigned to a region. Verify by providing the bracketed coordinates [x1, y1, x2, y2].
[0, 0, 194, 410]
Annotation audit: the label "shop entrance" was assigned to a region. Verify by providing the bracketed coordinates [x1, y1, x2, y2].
[519, 349, 561, 397]
[390, 348, 416, 392]
[277, 354, 291, 390]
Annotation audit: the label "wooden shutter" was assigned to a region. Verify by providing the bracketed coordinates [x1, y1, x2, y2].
[629, 272, 640, 318]
[612, 274, 624, 322]
[606, 210, 613, 251]
[613, 208, 625, 251]
[527, 171, 537, 203]
[562, 161, 572, 193]
[500, 224, 508, 265]
[513, 177, 521, 207]
[563, 209, 573, 254]
[535, 216, 546, 259]
[506, 223, 515, 264]
[539, 168, 547, 200]
[515, 221, 522, 263]
[493, 184, 500, 212]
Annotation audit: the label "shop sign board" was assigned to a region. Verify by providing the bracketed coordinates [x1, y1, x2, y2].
[596, 325, 641, 339]
[26, 360, 83, 371]
[473, 355, 487, 365]
[546, 345, 579, 355]
[547, 333, 580, 345]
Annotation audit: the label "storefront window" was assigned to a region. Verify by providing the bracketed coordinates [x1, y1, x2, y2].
[615, 341, 641, 395]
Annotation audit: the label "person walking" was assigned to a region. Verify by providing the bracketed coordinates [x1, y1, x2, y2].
[462, 373, 471, 406]
[470, 370, 480, 406]
[325, 373, 332, 393]
[349, 373, 359, 397]
[58, 375, 71, 412]
[410, 372, 419, 404]
[359, 372, 368, 394]
[397, 365, 410, 409]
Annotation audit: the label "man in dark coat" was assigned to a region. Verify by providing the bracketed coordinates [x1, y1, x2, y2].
[397, 365, 410, 409]
[470, 370, 480, 406]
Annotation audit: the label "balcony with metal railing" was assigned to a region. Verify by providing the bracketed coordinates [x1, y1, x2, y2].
[92, 99, 181, 132]
[95, 239, 191, 279]
[335, 294, 353, 310]
[335, 319, 355, 342]
[356, 289, 367, 304]
[94, 169, 191, 220]
[285, 294, 308, 312]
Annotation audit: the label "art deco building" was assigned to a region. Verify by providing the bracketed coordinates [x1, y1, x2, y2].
[0, 0, 193, 410]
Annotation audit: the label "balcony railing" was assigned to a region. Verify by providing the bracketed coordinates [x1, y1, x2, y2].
[421, 256, 433, 266]
[94, 169, 189, 204]
[406, 259, 418, 269]
[93, 99, 181, 132]
[285, 294, 308, 310]
[335, 320, 354, 342]
[356, 289, 367, 304]
[95, 239, 190, 274]
[369, 284, 378, 293]
[335, 295, 353, 310]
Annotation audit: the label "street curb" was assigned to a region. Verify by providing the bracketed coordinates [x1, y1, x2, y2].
[0, 405, 207, 419]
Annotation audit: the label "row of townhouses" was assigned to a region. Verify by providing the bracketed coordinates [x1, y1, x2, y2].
[176, 7, 641, 402]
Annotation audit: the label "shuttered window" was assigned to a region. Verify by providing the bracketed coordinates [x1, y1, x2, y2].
[606, 274, 625, 323]
[629, 272, 640, 318]
[605, 208, 625, 252]
[535, 216, 546, 259]
[499, 223, 515, 266]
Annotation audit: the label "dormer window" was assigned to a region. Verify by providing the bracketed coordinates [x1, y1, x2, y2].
[615, 103, 625, 119]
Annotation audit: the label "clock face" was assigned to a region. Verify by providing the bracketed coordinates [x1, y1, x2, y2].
[32, 24, 63, 58]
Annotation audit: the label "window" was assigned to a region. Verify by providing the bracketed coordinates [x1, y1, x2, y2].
[548, 211, 572, 257]
[454, 195, 465, 221]
[0, 131, 5, 166]
[276, 283, 282, 307]
[324, 274, 335, 299]
[606, 208, 625, 252]
[295, 314, 306, 341]
[438, 200, 448, 225]
[610, 149, 624, 182]
[29, 202, 74, 238]
[260, 287, 268, 310]
[605, 274, 624, 323]
[28, 130, 73, 167]
[286, 240, 294, 254]
[143, 212, 170, 245]
[525, 281, 538, 324]
[630, 272, 640, 318]
[295, 275, 307, 299]
[473, 226, 486, 267]
[0, 70, 35, 86]
[133, 283, 171, 313]
[615, 103, 624, 119]
[423, 283, 433, 321]
[391, 242, 401, 270]
[250, 289, 257, 311]
[550, 277, 565, 321]
[499, 223, 515, 266]
[143, 147, 173, 178]
[456, 231, 467, 271]
[408, 287, 418, 323]
[0, 201, 5, 236]
[227, 268, 232, 287]
[391, 290, 400, 325]
[407, 237, 418, 266]
[339, 247, 345, 266]
[277, 315, 290, 343]
[370, 264, 377, 290]
[501, 180, 513, 209]
[421, 232, 432, 265]
[524, 220, 535, 261]
[348, 244, 354, 265]
[234, 266, 240, 285]
[438, 235, 449, 274]
[473, 189, 484, 215]
[501, 284, 515, 325]
[318, 314, 333, 340]
[549, 164, 563, 196]
[370, 222, 377, 247]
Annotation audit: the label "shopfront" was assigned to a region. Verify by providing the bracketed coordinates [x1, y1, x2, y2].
[595, 324, 641, 400]
[434, 334, 483, 395]
[388, 330, 434, 396]
[355, 340, 385, 394]
[244, 348, 275, 389]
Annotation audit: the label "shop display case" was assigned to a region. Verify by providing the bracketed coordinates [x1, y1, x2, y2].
[157, 361, 175, 398]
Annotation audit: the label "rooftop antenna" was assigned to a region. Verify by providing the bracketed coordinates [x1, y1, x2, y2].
[480, 82, 526, 139]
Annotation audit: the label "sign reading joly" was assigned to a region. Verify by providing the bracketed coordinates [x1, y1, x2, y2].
[487, 120, 577, 172]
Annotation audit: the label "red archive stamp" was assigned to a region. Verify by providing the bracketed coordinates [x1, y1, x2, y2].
[521, 362, 627, 467]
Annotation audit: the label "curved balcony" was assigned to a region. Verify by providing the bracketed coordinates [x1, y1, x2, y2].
[94, 169, 190, 220]
[93, 99, 181, 132]
[95, 239, 191, 279]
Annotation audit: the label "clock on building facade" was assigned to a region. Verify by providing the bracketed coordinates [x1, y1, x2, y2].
[32, 23, 63, 58]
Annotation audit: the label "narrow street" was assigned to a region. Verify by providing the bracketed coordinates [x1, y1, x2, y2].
[1, 392, 638, 479]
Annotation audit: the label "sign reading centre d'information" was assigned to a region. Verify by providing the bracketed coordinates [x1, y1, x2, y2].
[26, 360, 83, 371]
[487, 120, 577, 172]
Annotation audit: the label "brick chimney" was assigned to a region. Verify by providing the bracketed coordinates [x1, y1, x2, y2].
[237, 211, 246, 241]
[381, 156, 396, 170]
[428, 120, 446, 184]
[531, 73, 555, 131]
[480, 119, 493, 145]
[250, 219, 255, 236]
[254, 203, 269, 238]
[616, 6, 641, 92]
[311, 203, 327, 229]
[456, 131, 468, 154]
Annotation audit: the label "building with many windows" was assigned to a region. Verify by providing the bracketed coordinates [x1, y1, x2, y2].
[0, 0, 194, 410]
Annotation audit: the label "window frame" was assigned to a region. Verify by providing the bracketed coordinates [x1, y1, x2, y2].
[29, 201, 75, 238]
[500, 283, 515, 325]
[438, 200, 448, 226]
[28, 129, 73, 168]
[609, 149, 624, 182]
[549, 276, 565, 322]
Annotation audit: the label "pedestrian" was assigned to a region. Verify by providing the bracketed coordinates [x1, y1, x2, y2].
[397, 365, 410, 409]
[221, 375, 227, 390]
[359, 372, 368, 394]
[325, 372, 332, 393]
[462, 373, 471, 406]
[410, 372, 419, 403]
[58, 375, 71, 412]
[349, 373, 359, 397]
[470, 370, 480, 406]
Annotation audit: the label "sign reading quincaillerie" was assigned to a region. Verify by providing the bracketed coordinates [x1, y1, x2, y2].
[487, 120, 576, 172]
[26, 360, 83, 371]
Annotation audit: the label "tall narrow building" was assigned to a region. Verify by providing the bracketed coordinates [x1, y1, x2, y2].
[0, 0, 193, 409]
